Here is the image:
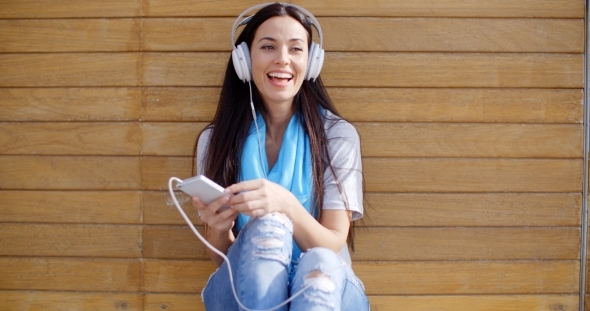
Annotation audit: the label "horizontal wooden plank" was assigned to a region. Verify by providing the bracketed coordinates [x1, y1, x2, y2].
[141, 157, 583, 192]
[325, 18, 584, 53]
[143, 226, 207, 259]
[331, 88, 584, 123]
[323, 53, 584, 88]
[0, 224, 141, 257]
[142, 260, 216, 292]
[0, 156, 141, 190]
[143, 226, 579, 261]
[140, 87, 584, 123]
[142, 87, 219, 122]
[0, 88, 142, 122]
[368, 295, 578, 311]
[0, 258, 141, 291]
[364, 158, 583, 192]
[363, 193, 581, 227]
[141, 52, 584, 88]
[0, 190, 141, 224]
[352, 228, 579, 261]
[142, 0, 584, 18]
[143, 17, 584, 53]
[143, 190, 201, 225]
[142, 53, 227, 86]
[0, 0, 141, 18]
[142, 122, 583, 157]
[145, 294, 204, 311]
[0, 19, 141, 52]
[142, 156, 194, 190]
[142, 260, 579, 294]
[144, 294, 578, 311]
[0, 291, 143, 311]
[0, 123, 142, 155]
[142, 122, 207, 156]
[0, 53, 141, 87]
[358, 123, 583, 158]
[356, 261, 579, 295]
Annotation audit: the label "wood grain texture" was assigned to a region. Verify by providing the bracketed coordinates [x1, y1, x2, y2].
[356, 261, 579, 295]
[0, 19, 141, 52]
[142, 260, 216, 292]
[368, 295, 578, 311]
[352, 228, 579, 261]
[330, 88, 584, 123]
[322, 53, 584, 88]
[0, 123, 142, 156]
[141, 157, 194, 190]
[141, 52, 583, 88]
[142, 0, 584, 18]
[145, 294, 204, 311]
[143, 225, 207, 259]
[0, 88, 142, 122]
[0, 258, 141, 291]
[142, 226, 579, 261]
[0, 191, 141, 224]
[143, 190, 201, 225]
[141, 157, 584, 192]
[364, 158, 582, 193]
[0, 291, 143, 311]
[0, 53, 141, 87]
[362, 193, 581, 227]
[139, 87, 583, 123]
[142, 294, 578, 311]
[0, 224, 142, 257]
[142, 87, 219, 122]
[0, 156, 141, 190]
[356, 123, 583, 158]
[141, 260, 578, 294]
[142, 52, 227, 86]
[0, 0, 141, 18]
[142, 17, 584, 53]
[142, 122, 207, 156]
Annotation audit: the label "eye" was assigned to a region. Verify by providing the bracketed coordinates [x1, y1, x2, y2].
[291, 46, 304, 52]
[261, 44, 275, 50]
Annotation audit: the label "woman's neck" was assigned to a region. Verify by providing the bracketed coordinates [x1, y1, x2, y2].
[264, 101, 294, 169]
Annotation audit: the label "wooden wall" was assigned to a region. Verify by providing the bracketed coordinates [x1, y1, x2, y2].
[0, 0, 586, 310]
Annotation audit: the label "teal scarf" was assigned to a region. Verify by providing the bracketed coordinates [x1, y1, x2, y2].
[237, 112, 314, 262]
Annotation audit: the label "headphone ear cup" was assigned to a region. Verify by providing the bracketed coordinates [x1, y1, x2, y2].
[232, 42, 252, 82]
[306, 42, 324, 81]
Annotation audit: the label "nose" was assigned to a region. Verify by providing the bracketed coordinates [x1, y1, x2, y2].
[275, 46, 289, 66]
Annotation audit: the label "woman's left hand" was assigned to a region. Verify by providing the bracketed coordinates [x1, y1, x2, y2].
[224, 179, 299, 217]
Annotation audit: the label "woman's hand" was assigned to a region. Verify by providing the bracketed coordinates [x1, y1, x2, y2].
[225, 179, 300, 217]
[192, 195, 239, 233]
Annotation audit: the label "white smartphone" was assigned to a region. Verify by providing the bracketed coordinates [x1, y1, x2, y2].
[176, 175, 230, 212]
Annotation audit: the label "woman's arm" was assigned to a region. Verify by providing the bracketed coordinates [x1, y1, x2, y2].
[224, 179, 350, 253]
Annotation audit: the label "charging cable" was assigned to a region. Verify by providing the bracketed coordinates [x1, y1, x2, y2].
[168, 177, 345, 311]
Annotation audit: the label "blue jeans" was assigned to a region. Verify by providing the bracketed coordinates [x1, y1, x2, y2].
[202, 213, 370, 311]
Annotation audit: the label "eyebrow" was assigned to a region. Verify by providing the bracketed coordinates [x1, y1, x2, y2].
[258, 37, 305, 43]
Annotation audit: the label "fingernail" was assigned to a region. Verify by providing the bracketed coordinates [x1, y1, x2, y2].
[224, 188, 231, 194]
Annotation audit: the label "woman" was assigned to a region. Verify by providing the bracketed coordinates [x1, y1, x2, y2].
[193, 3, 369, 310]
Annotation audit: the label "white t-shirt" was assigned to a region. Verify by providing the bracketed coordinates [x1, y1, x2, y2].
[196, 110, 363, 265]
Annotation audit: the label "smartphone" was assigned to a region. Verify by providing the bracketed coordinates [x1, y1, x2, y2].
[176, 175, 230, 212]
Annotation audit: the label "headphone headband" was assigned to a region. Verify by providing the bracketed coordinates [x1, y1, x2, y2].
[231, 3, 325, 82]
[231, 2, 323, 49]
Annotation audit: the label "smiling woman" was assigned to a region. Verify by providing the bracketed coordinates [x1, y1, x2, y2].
[191, 2, 368, 311]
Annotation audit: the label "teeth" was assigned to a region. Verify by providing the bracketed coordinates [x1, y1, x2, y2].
[268, 72, 293, 79]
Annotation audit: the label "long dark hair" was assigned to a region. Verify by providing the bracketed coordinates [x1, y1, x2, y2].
[196, 2, 357, 249]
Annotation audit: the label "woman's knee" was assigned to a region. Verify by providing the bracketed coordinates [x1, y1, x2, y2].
[298, 247, 342, 268]
[242, 212, 294, 265]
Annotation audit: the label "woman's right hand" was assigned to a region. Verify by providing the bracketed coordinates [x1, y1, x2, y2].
[192, 195, 239, 233]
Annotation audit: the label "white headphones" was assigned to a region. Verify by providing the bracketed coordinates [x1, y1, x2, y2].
[231, 2, 325, 83]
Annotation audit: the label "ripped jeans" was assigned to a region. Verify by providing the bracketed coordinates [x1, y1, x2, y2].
[201, 213, 370, 311]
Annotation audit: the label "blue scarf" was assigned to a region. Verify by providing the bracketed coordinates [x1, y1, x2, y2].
[237, 111, 314, 262]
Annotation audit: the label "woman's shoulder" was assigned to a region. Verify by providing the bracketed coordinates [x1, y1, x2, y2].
[323, 110, 359, 143]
